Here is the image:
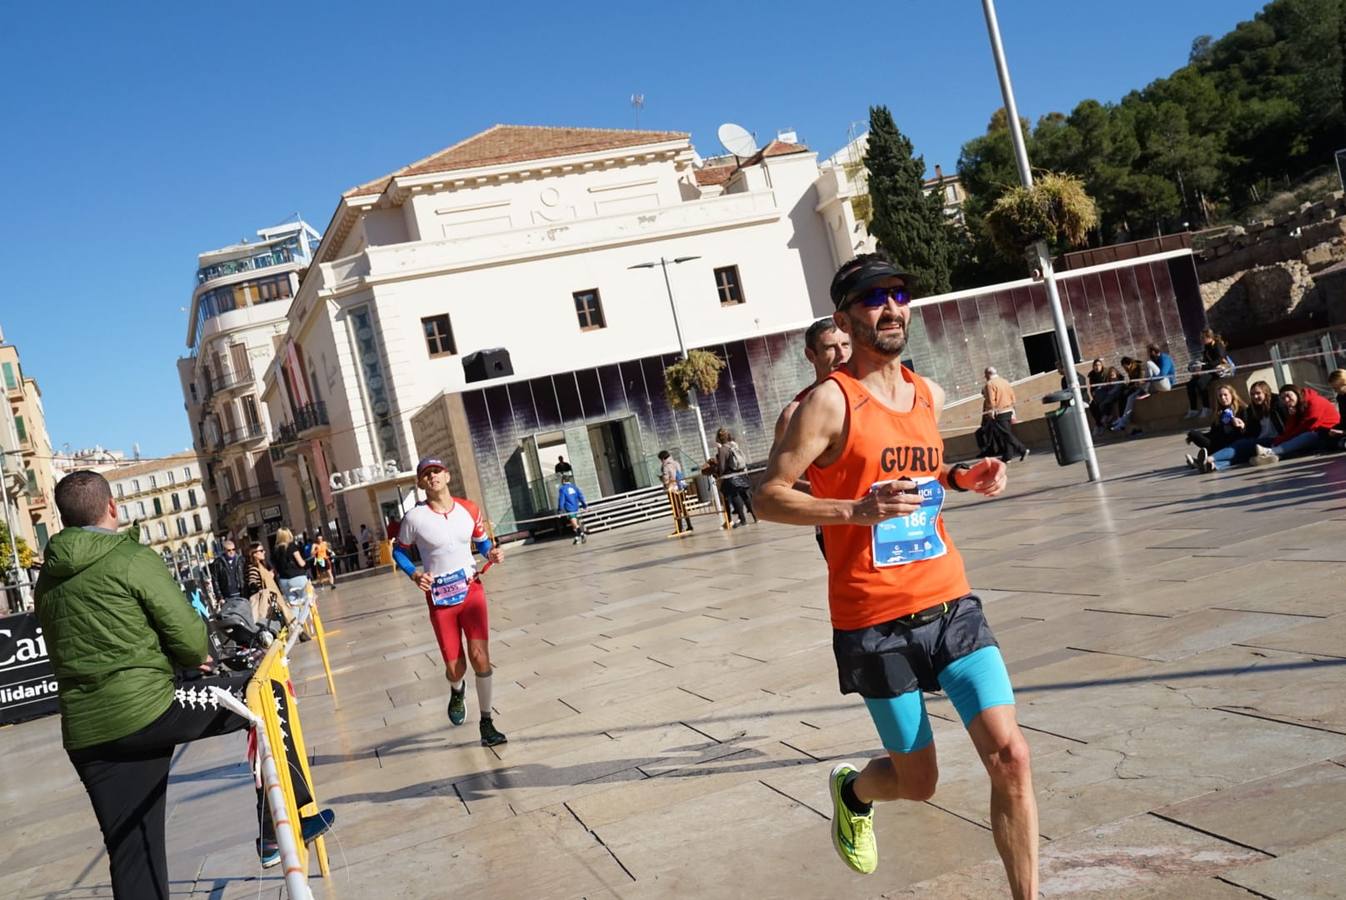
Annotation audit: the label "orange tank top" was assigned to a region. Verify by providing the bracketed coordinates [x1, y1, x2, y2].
[810, 367, 971, 630]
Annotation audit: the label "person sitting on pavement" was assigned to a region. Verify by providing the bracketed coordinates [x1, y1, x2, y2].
[1250, 383, 1341, 465]
[1328, 369, 1346, 452]
[1200, 380, 1288, 473]
[556, 474, 589, 544]
[1184, 328, 1229, 419]
[36, 471, 334, 897]
[1185, 385, 1247, 470]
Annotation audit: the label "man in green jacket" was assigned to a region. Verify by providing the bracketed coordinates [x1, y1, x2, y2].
[37, 471, 332, 899]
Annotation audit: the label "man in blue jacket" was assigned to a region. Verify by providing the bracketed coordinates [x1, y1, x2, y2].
[556, 474, 588, 545]
[1147, 343, 1176, 392]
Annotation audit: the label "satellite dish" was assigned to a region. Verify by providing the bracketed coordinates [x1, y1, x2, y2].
[717, 122, 758, 158]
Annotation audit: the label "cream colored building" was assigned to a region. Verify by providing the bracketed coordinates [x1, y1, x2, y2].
[1, 339, 62, 558]
[178, 219, 321, 544]
[260, 124, 862, 536]
[107, 452, 214, 574]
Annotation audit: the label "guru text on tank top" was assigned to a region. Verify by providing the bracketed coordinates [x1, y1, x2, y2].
[808, 367, 972, 629]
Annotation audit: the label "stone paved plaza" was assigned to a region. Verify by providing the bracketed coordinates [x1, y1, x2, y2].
[5, 431, 1346, 899]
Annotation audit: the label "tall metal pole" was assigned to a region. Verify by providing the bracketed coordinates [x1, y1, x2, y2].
[656, 258, 721, 511]
[981, 0, 1102, 482]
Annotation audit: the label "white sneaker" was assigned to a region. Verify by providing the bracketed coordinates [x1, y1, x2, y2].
[1251, 446, 1279, 466]
[1184, 454, 1196, 469]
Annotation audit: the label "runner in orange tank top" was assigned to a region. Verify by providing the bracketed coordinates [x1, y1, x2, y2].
[755, 253, 1039, 899]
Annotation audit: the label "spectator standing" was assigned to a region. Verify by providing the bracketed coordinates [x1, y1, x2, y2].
[271, 527, 310, 610]
[208, 539, 246, 604]
[979, 367, 1029, 462]
[358, 523, 372, 568]
[659, 450, 694, 532]
[714, 427, 756, 528]
[342, 531, 359, 574]
[35, 471, 332, 897]
[1185, 329, 1229, 419]
[554, 455, 573, 478]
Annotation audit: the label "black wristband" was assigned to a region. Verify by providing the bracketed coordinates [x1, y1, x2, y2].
[946, 463, 971, 492]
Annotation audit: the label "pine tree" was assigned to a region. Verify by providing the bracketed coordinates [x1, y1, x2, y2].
[863, 105, 952, 295]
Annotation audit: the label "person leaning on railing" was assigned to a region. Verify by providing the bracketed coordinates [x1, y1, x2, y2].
[35, 470, 333, 899]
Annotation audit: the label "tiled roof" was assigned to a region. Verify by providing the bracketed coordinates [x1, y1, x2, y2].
[345, 125, 691, 198]
[100, 451, 199, 482]
[694, 165, 736, 186]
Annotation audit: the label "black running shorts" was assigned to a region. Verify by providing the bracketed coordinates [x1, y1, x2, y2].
[832, 595, 999, 699]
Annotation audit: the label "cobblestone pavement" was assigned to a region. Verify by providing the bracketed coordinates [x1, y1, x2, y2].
[5, 432, 1346, 898]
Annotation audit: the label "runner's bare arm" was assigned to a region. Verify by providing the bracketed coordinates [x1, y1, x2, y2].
[755, 382, 921, 525]
[773, 400, 800, 446]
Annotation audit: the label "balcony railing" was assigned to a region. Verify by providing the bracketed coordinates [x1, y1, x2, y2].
[197, 247, 295, 284]
[27, 490, 47, 509]
[222, 422, 265, 447]
[205, 368, 252, 401]
[227, 481, 280, 508]
[295, 401, 329, 435]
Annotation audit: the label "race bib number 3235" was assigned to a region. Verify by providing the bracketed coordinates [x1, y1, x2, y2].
[871, 477, 947, 567]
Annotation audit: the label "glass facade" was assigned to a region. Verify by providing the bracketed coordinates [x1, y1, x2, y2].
[196, 236, 307, 284]
[193, 273, 294, 350]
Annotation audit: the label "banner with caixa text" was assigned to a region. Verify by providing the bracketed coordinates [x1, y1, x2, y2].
[0, 612, 59, 725]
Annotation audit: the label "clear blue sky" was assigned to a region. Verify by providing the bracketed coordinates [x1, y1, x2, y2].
[0, 0, 1268, 458]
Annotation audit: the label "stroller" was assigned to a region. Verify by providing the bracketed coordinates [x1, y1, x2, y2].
[206, 595, 285, 672]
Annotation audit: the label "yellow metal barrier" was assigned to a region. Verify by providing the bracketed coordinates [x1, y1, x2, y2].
[245, 611, 332, 884]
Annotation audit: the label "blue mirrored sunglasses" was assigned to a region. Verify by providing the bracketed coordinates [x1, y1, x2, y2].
[852, 286, 911, 308]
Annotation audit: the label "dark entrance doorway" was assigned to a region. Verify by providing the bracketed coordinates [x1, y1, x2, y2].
[588, 418, 639, 495]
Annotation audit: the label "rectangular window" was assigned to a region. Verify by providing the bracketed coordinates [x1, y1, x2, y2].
[157, 522, 168, 539]
[172, 493, 182, 512]
[193, 513, 203, 532]
[116, 483, 124, 498]
[34, 522, 48, 551]
[183, 466, 192, 480]
[189, 382, 198, 403]
[149, 474, 157, 489]
[573, 289, 606, 331]
[714, 266, 745, 305]
[118, 504, 129, 523]
[153, 497, 163, 516]
[136, 501, 146, 517]
[188, 488, 198, 507]
[139, 527, 149, 543]
[1, 362, 15, 390]
[241, 395, 261, 430]
[14, 415, 26, 443]
[422, 314, 457, 357]
[167, 471, 175, 485]
[26, 469, 37, 493]
[177, 518, 188, 537]
[132, 479, 141, 493]
[230, 343, 250, 380]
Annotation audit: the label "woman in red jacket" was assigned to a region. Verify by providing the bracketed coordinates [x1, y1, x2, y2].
[1251, 384, 1341, 465]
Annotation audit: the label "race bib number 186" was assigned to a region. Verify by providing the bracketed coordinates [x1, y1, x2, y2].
[871, 477, 947, 567]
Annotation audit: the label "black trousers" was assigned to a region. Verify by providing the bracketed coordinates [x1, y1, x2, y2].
[67, 672, 312, 900]
[978, 413, 1026, 460]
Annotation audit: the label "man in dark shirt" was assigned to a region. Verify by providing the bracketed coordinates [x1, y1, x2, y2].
[209, 539, 245, 602]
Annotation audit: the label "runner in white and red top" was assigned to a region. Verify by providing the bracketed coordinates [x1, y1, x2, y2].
[393, 456, 507, 746]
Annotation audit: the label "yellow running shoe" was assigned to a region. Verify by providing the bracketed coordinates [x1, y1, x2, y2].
[828, 763, 877, 875]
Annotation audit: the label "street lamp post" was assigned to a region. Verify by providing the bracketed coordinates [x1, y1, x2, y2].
[981, 0, 1102, 483]
[629, 256, 722, 512]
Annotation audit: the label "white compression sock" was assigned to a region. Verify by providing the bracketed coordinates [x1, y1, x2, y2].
[450, 677, 465, 693]
[475, 670, 494, 719]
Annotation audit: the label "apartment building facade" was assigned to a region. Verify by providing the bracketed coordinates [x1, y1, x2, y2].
[178, 219, 322, 544]
[108, 452, 214, 574]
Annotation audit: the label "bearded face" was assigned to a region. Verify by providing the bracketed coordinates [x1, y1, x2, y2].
[844, 304, 909, 357]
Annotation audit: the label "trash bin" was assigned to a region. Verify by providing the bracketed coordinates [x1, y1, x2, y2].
[1041, 390, 1087, 466]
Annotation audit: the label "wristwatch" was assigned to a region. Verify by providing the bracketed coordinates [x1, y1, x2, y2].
[946, 462, 972, 492]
